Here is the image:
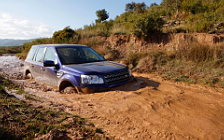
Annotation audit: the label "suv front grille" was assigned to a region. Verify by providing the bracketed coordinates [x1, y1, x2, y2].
[104, 70, 130, 85]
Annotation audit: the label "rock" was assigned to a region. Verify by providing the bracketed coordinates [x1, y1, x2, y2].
[175, 21, 180, 25]
[215, 22, 224, 28]
[168, 20, 176, 26]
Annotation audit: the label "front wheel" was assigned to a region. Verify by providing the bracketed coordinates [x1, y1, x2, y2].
[63, 86, 78, 94]
[25, 72, 33, 79]
[80, 88, 96, 94]
[61, 86, 95, 94]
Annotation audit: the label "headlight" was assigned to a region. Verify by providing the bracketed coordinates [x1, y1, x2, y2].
[81, 75, 104, 84]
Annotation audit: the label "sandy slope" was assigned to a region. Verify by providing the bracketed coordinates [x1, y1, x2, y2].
[0, 55, 224, 140]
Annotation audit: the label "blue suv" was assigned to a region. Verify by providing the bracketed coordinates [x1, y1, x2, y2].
[24, 44, 131, 93]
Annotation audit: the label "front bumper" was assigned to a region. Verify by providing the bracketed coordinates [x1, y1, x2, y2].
[80, 76, 133, 89]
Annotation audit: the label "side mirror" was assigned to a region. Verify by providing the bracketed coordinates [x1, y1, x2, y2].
[43, 60, 55, 67]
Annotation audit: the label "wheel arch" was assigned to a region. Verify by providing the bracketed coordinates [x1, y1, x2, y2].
[25, 69, 31, 75]
[58, 74, 79, 91]
[59, 80, 74, 91]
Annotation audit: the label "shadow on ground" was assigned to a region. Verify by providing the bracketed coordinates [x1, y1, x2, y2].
[110, 76, 160, 92]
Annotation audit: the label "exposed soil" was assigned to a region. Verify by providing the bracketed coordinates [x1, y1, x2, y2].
[104, 33, 224, 52]
[1, 55, 224, 140]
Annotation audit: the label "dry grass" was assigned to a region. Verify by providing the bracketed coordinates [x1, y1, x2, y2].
[0, 76, 108, 139]
[105, 42, 224, 88]
[176, 43, 224, 63]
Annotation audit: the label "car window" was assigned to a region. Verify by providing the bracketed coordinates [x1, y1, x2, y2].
[44, 47, 58, 64]
[56, 47, 105, 65]
[82, 48, 100, 60]
[35, 47, 46, 63]
[26, 47, 37, 61]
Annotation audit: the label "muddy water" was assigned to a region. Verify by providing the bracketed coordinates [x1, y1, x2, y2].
[0, 55, 24, 79]
[1, 55, 224, 140]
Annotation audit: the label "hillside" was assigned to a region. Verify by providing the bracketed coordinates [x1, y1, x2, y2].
[75, 0, 224, 38]
[15, 0, 224, 47]
[12, 0, 224, 88]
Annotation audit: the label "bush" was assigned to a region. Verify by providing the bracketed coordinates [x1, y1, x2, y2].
[77, 21, 113, 38]
[136, 51, 168, 72]
[0, 46, 22, 56]
[103, 47, 120, 60]
[53, 27, 78, 43]
[182, 0, 207, 14]
[122, 49, 143, 68]
[133, 12, 165, 37]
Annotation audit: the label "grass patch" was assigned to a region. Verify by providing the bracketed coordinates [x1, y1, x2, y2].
[0, 76, 25, 95]
[0, 76, 108, 139]
[111, 43, 224, 88]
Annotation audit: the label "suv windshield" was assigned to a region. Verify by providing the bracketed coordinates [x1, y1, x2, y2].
[56, 47, 105, 65]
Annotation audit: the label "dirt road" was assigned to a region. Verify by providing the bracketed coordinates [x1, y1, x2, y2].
[1, 55, 224, 140]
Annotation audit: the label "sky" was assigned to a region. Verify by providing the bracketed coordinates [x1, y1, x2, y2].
[0, 0, 162, 39]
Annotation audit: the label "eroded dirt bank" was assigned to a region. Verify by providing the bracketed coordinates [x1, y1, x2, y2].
[0, 55, 224, 140]
[94, 33, 224, 52]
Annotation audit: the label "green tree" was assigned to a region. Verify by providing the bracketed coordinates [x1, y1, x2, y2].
[125, 2, 136, 12]
[96, 9, 109, 23]
[125, 2, 147, 13]
[182, 0, 206, 14]
[52, 27, 77, 43]
[150, 3, 159, 8]
[135, 2, 147, 13]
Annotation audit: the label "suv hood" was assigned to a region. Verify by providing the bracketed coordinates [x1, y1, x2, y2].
[62, 61, 127, 75]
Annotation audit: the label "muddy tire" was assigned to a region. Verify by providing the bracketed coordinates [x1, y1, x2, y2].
[80, 88, 96, 94]
[63, 86, 78, 94]
[26, 73, 33, 79]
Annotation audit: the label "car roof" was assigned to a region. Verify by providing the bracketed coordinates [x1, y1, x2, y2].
[32, 44, 89, 48]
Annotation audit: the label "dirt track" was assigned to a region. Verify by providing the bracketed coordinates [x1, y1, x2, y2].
[1, 55, 224, 140]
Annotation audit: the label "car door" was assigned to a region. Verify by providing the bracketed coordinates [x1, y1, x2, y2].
[32, 47, 46, 82]
[25, 46, 38, 77]
[43, 47, 60, 87]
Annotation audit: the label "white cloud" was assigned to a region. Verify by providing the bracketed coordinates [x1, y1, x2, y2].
[0, 13, 53, 39]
